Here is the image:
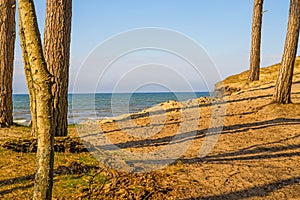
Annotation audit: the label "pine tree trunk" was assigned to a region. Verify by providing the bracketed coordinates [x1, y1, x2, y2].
[273, 0, 300, 104]
[44, 0, 72, 137]
[248, 0, 264, 81]
[0, 0, 16, 127]
[18, 0, 54, 199]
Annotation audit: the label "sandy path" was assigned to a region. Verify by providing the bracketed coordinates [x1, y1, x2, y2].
[74, 80, 300, 199]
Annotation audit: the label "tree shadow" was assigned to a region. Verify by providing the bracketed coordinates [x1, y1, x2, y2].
[184, 176, 300, 200]
[0, 162, 98, 195]
[0, 183, 34, 196]
[122, 134, 300, 199]
[0, 174, 35, 196]
[97, 118, 300, 150]
[202, 134, 300, 161]
[0, 174, 35, 187]
[126, 140, 300, 166]
[237, 84, 275, 94]
[98, 120, 181, 134]
[215, 118, 300, 135]
[176, 132, 300, 164]
[179, 150, 300, 164]
[97, 130, 204, 150]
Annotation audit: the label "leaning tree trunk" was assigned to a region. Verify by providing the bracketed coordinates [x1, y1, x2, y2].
[0, 0, 16, 127]
[273, 0, 300, 104]
[248, 0, 264, 81]
[44, 0, 72, 137]
[19, 13, 37, 136]
[18, 0, 54, 199]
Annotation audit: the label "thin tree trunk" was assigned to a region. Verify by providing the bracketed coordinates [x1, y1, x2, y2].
[0, 0, 16, 127]
[19, 16, 37, 136]
[18, 0, 54, 199]
[44, 0, 72, 137]
[248, 0, 264, 81]
[273, 0, 300, 104]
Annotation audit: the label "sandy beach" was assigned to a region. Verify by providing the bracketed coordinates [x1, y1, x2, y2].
[1, 58, 300, 199]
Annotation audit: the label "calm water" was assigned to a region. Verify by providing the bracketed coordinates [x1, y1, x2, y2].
[13, 92, 209, 125]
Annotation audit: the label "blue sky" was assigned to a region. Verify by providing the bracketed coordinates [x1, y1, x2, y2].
[13, 1, 299, 93]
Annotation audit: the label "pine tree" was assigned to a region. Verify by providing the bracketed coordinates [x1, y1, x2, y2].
[0, 0, 16, 127]
[248, 0, 264, 81]
[43, 0, 72, 136]
[273, 0, 300, 104]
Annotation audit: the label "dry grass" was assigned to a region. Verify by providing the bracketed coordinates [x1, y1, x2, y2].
[0, 144, 100, 199]
[215, 56, 300, 91]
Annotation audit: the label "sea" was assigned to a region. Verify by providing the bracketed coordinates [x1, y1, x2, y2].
[13, 92, 209, 125]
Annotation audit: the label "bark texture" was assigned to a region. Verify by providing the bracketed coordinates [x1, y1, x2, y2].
[44, 0, 72, 137]
[0, 0, 16, 127]
[18, 0, 54, 199]
[248, 0, 264, 81]
[273, 0, 300, 104]
[19, 12, 37, 135]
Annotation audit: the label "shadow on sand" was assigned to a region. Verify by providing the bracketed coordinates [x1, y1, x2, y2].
[184, 176, 300, 199]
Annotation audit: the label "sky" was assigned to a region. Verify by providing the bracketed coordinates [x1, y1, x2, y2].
[13, 0, 300, 94]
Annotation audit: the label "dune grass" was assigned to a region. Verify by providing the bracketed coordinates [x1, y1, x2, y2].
[215, 56, 300, 91]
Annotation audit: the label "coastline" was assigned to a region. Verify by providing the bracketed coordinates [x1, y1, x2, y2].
[12, 92, 210, 126]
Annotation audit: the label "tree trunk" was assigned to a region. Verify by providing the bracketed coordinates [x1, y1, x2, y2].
[18, 0, 54, 199]
[0, 0, 16, 128]
[19, 13, 37, 136]
[273, 0, 300, 104]
[248, 0, 264, 81]
[44, 0, 72, 137]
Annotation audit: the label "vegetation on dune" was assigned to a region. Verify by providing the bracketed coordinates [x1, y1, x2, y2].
[216, 56, 300, 94]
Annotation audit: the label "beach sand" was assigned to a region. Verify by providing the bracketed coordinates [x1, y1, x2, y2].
[1, 58, 300, 199]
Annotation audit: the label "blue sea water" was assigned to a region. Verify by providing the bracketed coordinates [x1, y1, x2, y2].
[13, 92, 209, 125]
